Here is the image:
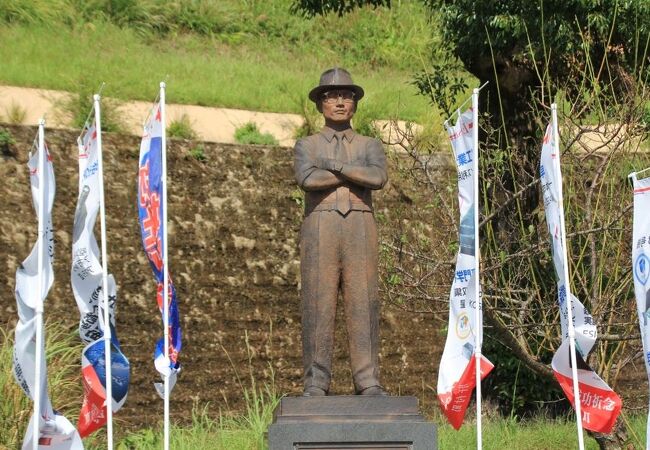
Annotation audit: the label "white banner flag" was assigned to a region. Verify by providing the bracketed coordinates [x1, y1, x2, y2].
[438, 107, 493, 430]
[540, 122, 621, 434]
[13, 144, 83, 449]
[631, 172, 650, 449]
[73, 122, 117, 345]
[72, 120, 130, 437]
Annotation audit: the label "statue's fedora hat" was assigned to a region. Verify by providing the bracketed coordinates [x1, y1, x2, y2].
[309, 67, 364, 103]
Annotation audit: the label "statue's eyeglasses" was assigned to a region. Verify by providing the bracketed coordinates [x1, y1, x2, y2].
[322, 90, 356, 104]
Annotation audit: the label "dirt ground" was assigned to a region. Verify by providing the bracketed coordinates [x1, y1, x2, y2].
[0, 85, 414, 150]
[0, 85, 305, 147]
[0, 124, 449, 431]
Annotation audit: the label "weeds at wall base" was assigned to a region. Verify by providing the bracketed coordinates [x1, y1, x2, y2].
[0, 323, 82, 449]
[235, 122, 279, 146]
[3, 101, 27, 125]
[169, 113, 199, 140]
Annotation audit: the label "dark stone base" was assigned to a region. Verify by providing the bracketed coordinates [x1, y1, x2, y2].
[268, 396, 437, 450]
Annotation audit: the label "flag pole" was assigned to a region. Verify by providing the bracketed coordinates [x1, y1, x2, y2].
[33, 118, 46, 450]
[443, 81, 490, 125]
[94, 94, 114, 450]
[551, 103, 585, 450]
[472, 89, 483, 450]
[160, 81, 170, 450]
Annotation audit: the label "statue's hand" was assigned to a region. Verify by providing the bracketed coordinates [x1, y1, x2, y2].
[318, 158, 343, 173]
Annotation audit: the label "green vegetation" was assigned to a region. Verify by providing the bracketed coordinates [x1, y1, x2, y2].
[292, 95, 323, 139]
[235, 122, 279, 146]
[92, 413, 647, 449]
[0, 0, 429, 71]
[0, 0, 442, 122]
[0, 127, 15, 147]
[60, 78, 124, 132]
[168, 113, 198, 140]
[351, 101, 382, 140]
[0, 324, 82, 449]
[189, 144, 207, 162]
[436, 414, 646, 449]
[1, 324, 647, 449]
[90, 385, 280, 450]
[3, 101, 27, 124]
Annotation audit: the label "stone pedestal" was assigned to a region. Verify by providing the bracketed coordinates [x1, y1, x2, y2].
[268, 396, 436, 450]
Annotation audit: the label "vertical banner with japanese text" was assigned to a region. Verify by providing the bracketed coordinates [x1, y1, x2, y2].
[72, 121, 130, 437]
[14, 141, 83, 449]
[437, 108, 493, 430]
[540, 122, 621, 434]
[631, 172, 650, 448]
[138, 101, 182, 397]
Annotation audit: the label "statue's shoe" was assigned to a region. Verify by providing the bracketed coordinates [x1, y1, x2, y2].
[303, 386, 327, 396]
[358, 385, 388, 396]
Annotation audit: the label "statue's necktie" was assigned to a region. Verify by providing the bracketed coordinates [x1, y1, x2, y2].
[334, 133, 350, 215]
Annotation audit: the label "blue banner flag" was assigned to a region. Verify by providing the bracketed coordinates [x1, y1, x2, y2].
[137, 102, 182, 396]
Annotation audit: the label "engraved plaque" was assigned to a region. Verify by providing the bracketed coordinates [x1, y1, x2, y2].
[295, 444, 411, 450]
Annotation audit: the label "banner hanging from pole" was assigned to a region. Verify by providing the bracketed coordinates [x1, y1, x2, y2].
[137, 100, 182, 397]
[72, 119, 130, 437]
[437, 106, 493, 430]
[540, 121, 621, 434]
[13, 136, 84, 449]
[631, 171, 650, 449]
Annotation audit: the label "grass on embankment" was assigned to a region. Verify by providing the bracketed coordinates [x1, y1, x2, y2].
[1, 323, 646, 449]
[0, 0, 447, 122]
[90, 414, 648, 449]
[438, 414, 646, 449]
[0, 324, 82, 449]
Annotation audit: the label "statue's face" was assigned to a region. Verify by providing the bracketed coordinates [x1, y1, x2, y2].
[320, 89, 356, 123]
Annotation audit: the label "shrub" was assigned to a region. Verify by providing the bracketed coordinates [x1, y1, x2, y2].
[168, 113, 198, 140]
[0, 127, 15, 146]
[352, 102, 382, 140]
[482, 336, 565, 419]
[72, 0, 167, 36]
[59, 79, 124, 132]
[0, 0, 75, 25]
[3, 102, 27, 125]
[282, 86, 322, 139]
[234, 122, 278, 146]
[0, 127, 16, 159]
[190, 144, 207, 162]
[296, 108, 321, 138]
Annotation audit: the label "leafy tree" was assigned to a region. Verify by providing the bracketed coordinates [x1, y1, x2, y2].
[294, 0, 648, 184]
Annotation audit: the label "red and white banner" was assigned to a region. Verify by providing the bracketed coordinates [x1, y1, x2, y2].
[13, 140, 84, 449]
[438, 107, 493, 430]
[540, 121, 621, 434]
[631, 172, 650, 448]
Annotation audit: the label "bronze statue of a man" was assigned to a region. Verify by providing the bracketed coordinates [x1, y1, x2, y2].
[294, 68, 388, 396]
